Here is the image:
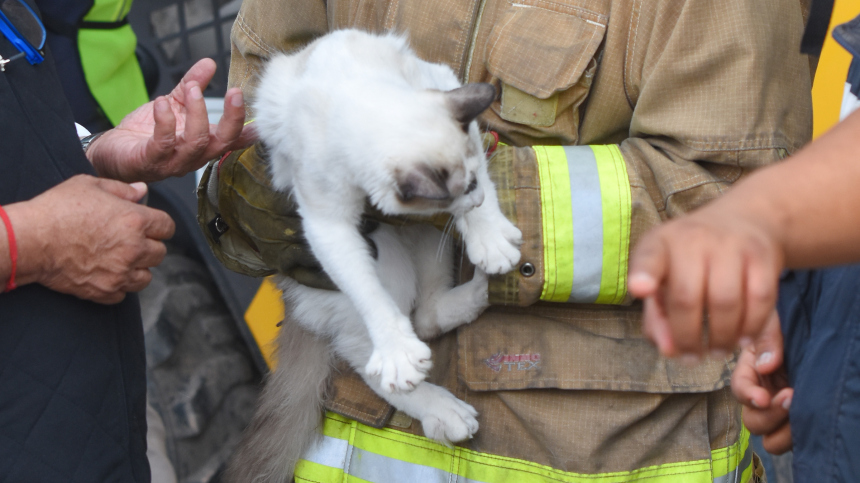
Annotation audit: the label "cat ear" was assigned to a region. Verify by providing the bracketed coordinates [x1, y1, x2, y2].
[397, 166, 451, 202]
[444, 83, 496, 131]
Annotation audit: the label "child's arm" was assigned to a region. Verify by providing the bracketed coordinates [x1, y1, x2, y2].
[629, 108, 860, 357]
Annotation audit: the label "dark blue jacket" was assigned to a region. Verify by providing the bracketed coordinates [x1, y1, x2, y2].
[0, 1, 149, 481]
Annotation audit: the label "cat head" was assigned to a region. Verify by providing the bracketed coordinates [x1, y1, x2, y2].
[369, 83, 496, 217]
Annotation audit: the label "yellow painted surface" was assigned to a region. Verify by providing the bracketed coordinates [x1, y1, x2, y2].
[812, 0, 860, 138]
[244, 277, 284, 370]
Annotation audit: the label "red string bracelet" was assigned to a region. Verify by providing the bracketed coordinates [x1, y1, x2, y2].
[0, 205, 17, 292]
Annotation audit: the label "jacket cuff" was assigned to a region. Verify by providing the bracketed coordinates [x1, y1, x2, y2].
[536, 144, 631, 304]
[487, 144, 632, 306]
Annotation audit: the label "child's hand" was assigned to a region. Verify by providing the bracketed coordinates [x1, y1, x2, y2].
[731, 313, 793, 454]
[628, 207, 784, 357]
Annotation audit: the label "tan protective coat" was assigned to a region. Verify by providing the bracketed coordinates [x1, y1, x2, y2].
[209, 0, 812, 475]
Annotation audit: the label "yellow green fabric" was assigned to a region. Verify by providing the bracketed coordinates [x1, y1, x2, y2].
[534, 145, 574, 303]
[534, 144, 631, 305]
[78, 0, 148, 126]
[294, 412, 752, 483]
[592, 144, 632, 305]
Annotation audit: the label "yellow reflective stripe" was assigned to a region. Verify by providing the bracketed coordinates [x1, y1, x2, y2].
[534, 145, 574, 303]
[592, 144, 631, 305]
[712, 426, 752, 483]
[296, 413, 752, 483]
[535, 145, 631, 304]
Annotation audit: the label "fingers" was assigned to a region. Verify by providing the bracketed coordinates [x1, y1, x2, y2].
[706, 250, 744, 352]
[664, 243, 706, 354]
[172, 58, 217, 101]
[141, 207, 175, 241]
[642, 295, 675, 356]
[762, 420, 793, 455]
[740, 246, 780, 342]
[628, 235, 668, 299]
[751, 310, 784, 375]
[176, 81, 211, 162]
[214, 88, 247, 148]
[743, 387, 793, 440]
[731, 347, 773, 409]
[95, 178, 148, 202]
[91, 269, 153, 304]
[630, 234, 679, 355]
[147, 97, 177, 163]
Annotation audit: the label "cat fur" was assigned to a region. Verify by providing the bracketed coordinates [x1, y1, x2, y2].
[225, 30, 522, 482]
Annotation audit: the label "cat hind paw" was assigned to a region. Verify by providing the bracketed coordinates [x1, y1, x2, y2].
[420, 391, 480, 445]
[365, 339, 433, 393]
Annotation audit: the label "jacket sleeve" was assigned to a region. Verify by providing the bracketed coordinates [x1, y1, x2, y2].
[489, 0, 814, 306]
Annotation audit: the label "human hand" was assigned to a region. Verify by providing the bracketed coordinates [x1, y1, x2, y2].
[88, 58, 257, 183]
[628, 207, 784, 357]
[8, 175, 175, 304]
[731, 311, 793, 454]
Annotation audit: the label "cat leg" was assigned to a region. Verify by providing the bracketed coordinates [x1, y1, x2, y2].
[456, 165, 523, 274]
[331, 334, 480, 445]
[298, 210, 432, 394]
[413, 268, 489, 340]
[377, 380, 479, 445]
[400, 225, 489, 339]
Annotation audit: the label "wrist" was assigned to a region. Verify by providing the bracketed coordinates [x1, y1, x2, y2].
[83, 130, 118, 179]
[2, 201, 53, 290]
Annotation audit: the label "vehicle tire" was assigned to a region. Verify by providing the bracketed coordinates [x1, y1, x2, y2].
[139, 251, 262, 483]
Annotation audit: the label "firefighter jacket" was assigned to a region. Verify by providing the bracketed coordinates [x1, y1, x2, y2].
[211, 0, 813, 480]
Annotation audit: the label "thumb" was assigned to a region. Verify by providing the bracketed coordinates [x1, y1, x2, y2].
[97, 178, 148, 202]
[628, 234, 669, 299]
[752, 310, 784, 375]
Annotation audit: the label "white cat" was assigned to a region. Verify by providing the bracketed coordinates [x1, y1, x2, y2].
[225, 30, 522, 482]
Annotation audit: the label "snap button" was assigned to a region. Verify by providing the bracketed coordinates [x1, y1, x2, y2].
[520, 262, 535, 277]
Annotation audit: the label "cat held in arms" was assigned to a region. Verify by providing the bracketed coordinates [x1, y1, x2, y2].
[225, 29, 522, 482]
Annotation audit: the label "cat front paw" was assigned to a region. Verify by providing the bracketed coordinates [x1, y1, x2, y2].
[419, 385, 480, 445]
[365, 337, 433, 394]
[461, 215, 523, 274]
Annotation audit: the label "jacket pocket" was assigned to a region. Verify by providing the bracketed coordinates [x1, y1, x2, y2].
[458, 304, 732, 394]
[485, 0, 605, 129]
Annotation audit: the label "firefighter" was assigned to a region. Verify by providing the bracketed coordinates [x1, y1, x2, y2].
[200, 0, 813, 480]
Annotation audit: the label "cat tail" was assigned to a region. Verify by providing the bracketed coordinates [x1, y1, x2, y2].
[224, 319, 332, 483]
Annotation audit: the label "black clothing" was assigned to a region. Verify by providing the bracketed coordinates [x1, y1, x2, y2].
[0, 2, 149, 480]
[33, 0, 114, 133]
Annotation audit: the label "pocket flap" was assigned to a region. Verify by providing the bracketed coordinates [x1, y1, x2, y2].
[486, 1, 606, 99]
[458, 304, 733, 393]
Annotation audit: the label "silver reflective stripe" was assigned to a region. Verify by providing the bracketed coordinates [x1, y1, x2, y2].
[712, 442, 752, 483]
[351, 447, 449, 483]
[303, 434, 349, 469]
[302, 435, 490, 483]
[562, 145, 604, 303]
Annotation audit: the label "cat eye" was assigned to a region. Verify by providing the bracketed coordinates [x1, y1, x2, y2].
[464, 177, 478, 194]
[0, 0, 46, 72]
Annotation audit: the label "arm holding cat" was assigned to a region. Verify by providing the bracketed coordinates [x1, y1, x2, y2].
[0, 59, 253, 303]
[213, 0, 810, 317]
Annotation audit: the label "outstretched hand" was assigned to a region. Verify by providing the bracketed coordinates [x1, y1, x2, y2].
[628, 207, 784, 357]
[87, 58, 257, 183]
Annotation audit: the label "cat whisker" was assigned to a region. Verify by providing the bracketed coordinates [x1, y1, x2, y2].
[436, 215, 456, 263]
